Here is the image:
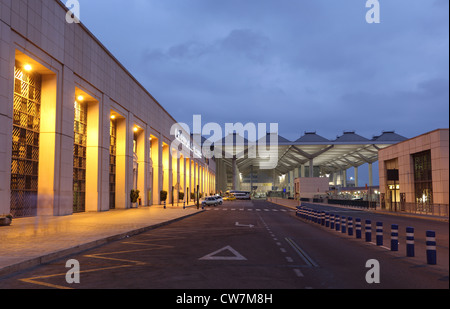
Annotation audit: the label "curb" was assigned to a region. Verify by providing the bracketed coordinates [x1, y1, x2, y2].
[0, 209, 205, 278]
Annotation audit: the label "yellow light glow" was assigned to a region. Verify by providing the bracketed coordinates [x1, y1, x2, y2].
[24, 64, 32, 71]
[133, 127, 139, 132]
[110, 115, 116, 120]
[77, 95, 84, 102]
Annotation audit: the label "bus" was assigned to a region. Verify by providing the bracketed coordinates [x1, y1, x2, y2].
[225, 190, 251, 200]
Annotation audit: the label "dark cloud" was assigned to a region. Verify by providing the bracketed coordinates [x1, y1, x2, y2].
[78, 0, 449, 142]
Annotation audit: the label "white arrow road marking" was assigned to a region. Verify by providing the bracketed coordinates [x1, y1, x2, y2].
[235, 222, 254, 228]
[199, 246, 247, 261]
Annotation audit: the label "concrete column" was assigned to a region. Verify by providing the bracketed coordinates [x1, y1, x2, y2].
[309, 159, 314, 178]
[368, 163, 373, 187]
[187, 158, 191, 201]
[300, 165, 305, 178]
[289, 170, 294, 196]
[354, 166, 358, 187]
[333, 172, 338, 186]
[343, 169, 347, 187]
[168, 147, 173, 204]
[232, 156, 237, 190]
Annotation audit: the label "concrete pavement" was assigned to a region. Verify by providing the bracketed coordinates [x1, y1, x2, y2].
[0, 204, 204, 278]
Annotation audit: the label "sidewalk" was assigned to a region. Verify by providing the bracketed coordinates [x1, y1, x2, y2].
[267, 197, 449, 222]
[0, 203, 204, 278]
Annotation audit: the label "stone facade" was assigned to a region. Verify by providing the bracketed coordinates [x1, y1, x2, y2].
[0, 0, 215, 217]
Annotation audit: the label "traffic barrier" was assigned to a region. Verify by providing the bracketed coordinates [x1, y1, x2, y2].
[335, 215, 340, 231]
[406, 227, 415, 257]
[376, 222, 383, 246]
[426, 231, 437, 265]
[391, 224, 398, 251]
[347, 217, 353, 236]
[355, 218, 362, 239]
[325, 213, 330, 227]
[365, 220, 372, 242]
[330, 214, 335, 229]
[321, 211, 325, 226]
[341, 216, 346, 234]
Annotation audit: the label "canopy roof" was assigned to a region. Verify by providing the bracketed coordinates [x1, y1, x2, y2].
[214, 131, 407, 176]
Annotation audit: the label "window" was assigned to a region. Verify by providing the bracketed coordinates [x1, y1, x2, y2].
[413, 150, 433, 208]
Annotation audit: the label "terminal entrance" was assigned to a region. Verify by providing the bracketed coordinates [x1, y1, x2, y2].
[10, 62, 41, 218]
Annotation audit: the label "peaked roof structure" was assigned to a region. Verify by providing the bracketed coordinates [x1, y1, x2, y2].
[294, 131, 331, 144]
[214, 130, 408, 176]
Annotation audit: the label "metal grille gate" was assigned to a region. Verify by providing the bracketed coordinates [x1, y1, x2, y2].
[73, 100, 87, 213]
[10, 63, 41, 218]
[109, 118, 117, 209]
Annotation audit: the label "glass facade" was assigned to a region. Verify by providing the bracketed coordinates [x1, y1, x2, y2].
[10, 63, 41, 218]
[413, 150, 433, 210]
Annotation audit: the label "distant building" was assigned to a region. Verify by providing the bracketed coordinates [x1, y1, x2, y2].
[378, 129, 449, 216]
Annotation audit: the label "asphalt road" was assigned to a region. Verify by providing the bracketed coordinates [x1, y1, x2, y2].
[0, 200, 448, 290]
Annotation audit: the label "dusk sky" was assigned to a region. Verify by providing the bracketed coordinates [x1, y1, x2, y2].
[74, 0, 449, 143]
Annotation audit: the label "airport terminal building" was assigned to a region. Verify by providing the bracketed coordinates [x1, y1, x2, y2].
[1, 1, 447, 219]
[0, 0, 216, 218]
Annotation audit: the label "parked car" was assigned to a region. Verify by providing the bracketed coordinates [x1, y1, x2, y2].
[202, 196, 219, 207]
[223, 195, 236, 201]
[214, 195, 223, 205]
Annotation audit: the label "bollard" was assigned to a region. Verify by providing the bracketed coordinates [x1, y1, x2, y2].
[365, 220, 372, 242]
[376, 222, 383, 246]
[341, 216, 346, 234]
[330, 214, 335, 229]
[347, 217, 353, 236]
[391, 224, 399, 251]
[164, 200, 166, 209]
[183, 201, 186, 209]
[355, 218, 362, 239]
[335, 215, 340, 231]
[426, 231, 437, 265]
[321, 211, 325, 226]
[325, 213, 330, 228]
[406, 227, 415, 257]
